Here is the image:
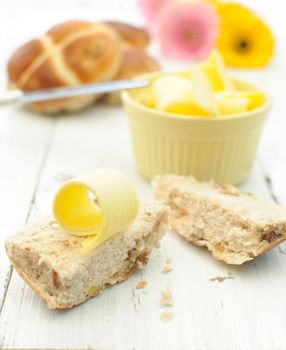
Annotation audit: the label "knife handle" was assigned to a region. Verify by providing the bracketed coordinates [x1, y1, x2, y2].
[0, 90, 23, 106]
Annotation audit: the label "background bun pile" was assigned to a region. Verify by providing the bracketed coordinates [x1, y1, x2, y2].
[104, 21, 150, 48]
[7, 20, 160, 114]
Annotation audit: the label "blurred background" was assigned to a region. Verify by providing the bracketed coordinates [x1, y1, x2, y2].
[1, 0, 285, 199]
[1, 0, 284, 84]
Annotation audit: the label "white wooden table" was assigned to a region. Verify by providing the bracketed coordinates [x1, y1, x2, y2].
[1, 1, 286, 349]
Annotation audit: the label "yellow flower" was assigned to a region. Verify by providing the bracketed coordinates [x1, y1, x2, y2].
[216, 2, 275, 68]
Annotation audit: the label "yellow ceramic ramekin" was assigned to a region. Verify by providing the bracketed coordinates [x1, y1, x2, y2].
[122, 72, 271, 184]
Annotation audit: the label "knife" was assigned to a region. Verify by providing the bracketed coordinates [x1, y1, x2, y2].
[0, 79, 150, 106]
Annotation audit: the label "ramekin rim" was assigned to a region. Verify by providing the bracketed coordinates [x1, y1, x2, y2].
[121, 76, 271, 122]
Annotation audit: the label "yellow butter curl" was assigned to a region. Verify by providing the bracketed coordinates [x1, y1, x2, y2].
[53, 169, 139, 252]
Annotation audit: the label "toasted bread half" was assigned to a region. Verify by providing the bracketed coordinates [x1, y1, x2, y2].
[6, 202, 168, 309]
[154, 175, 286, 265]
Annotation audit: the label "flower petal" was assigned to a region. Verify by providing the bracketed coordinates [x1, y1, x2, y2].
[138, 0, 172, 33]
[157, 2, 219, 61]
[217, 2, 275, 68]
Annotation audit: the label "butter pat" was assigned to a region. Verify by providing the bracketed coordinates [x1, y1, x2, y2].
[215, 92, 249, 115]
[215, 90, 266, 115]
[153, 70, 218, 117]
[200, 50, 234, 92]
[239, 91, 266, 110]
[53, 169, 139, 252]
[131, 51, 265, 118]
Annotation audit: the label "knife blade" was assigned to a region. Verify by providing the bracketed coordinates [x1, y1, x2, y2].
[0, 79, 150, 106]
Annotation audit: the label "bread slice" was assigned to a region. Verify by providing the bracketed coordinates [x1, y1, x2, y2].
[5, 202, 168, 309]
[154, 175, 286, 265]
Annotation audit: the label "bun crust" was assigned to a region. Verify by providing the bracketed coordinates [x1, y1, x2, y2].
[7, 20, 155, 114]
[8, 21, 123, 114]
[5, 202, 168, 309]
[116, 48, 160, 79]
[104, 21, 150, 49]
[155, 175, 286, 265]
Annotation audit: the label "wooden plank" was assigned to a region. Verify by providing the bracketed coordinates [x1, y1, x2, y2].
[0, 0, 140, 311]
[1, 2, 286, 349]
[255, 50, 286, 205]
[1, 104, 285, 350]
[0, 107, 54, 310]
[230, 44, 286, 208]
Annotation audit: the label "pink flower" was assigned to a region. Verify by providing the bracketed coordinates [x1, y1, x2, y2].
[157, 2, 219, 61]
[138, 0, 172, 33]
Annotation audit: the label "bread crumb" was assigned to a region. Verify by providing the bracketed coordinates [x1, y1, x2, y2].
[51, 222, 59, 230]
[160, 288, 173, 308]
[209, 275, 234, 283]
[162, 257, 173, 273]
[160, 311, 174, 322]
[136, 279, 148, 289]
[162, 263, 173, 273]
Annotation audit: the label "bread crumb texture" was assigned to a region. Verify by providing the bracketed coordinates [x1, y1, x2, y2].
[154, 175, 286, 265]
[160, 311, 174, 322]
[5, 202, 169, 309]
[209, 275, 234, 283]
[160, 288, 173, 308]
[162, 263, 172, 273]
[136, 279, 148, 289]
